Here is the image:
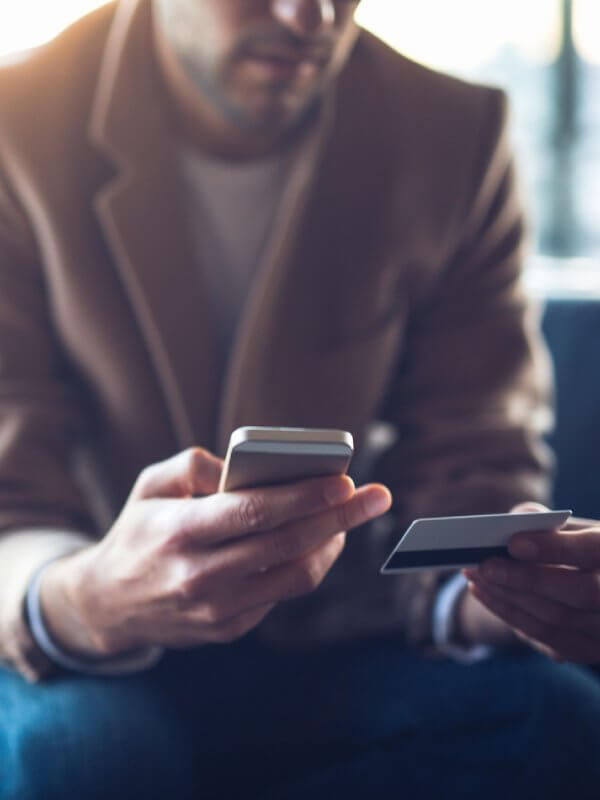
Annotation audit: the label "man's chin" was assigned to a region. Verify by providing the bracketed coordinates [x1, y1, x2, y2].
[227, 89, 322, 137]
[236, 106, 296, 134]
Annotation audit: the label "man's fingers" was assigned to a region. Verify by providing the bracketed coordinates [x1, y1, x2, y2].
[133, 448, 223, 499]
[234, 533, 347, 609]
[206, 484, 389, 577]
[468, 579, 600, 664]
[467, 570, 600, 637]
[180, 536, 346, 633]
[469, 559, 600, 612]
[509, 527, 600, 569]
[173, 478, 390, 547]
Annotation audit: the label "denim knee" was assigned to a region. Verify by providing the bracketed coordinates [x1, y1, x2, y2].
[498, 657, 600, 799]
[0, 666, 199, 800]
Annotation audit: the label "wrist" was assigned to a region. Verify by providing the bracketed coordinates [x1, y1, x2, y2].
[27, 552, 164, 676]
[432, 573, 494, 662]
[39, 547, 131, 659]
[456, 584, 517, 648]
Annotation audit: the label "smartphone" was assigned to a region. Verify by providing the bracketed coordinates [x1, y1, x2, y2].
[218, 426, 354, 492]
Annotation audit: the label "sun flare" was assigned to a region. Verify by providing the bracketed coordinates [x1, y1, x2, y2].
[4, 0, 597, 70]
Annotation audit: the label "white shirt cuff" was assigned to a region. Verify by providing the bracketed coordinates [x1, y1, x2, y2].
[432, 572, 494, 664]
[25, 554, 163, 676]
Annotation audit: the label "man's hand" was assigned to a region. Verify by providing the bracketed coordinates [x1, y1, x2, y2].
[39, 448, 392, 658]
[463, 502, 600, 664]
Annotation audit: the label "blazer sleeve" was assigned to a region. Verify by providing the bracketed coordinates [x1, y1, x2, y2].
[375, 90, 553, 522]
[256, 89, 554, 650]
[368, 90, 555, 646]
[0, 163, 97, 680]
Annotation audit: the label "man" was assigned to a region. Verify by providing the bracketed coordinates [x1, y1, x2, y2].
[0, 0, 599, 797]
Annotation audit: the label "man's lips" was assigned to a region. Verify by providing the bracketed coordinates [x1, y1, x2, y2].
[241, 52, 326, 82]
[250, 49, 328, 64]
[244, 55, 322, 81]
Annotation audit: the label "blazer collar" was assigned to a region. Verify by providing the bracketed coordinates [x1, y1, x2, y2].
[215, 39, 403, 457]
[88, 0, 398, 458]
[89, 0, 221, 450]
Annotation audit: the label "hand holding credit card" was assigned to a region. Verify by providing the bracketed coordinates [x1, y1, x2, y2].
[381, 510, 572, 573]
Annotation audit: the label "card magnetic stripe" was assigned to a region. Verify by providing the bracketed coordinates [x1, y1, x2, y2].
[383, 545, 509, 570]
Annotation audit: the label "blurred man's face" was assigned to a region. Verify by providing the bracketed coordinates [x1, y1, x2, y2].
[154, 0, 360, 134]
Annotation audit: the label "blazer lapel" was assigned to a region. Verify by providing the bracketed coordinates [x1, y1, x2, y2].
[88, 0, 402, 461]
[215, 102, 334, 454]
[217, 39, 404, 460]
[89, 0, 220, 451]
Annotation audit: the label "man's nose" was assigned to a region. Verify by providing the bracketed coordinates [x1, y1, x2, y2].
[271, 0, 336, 37]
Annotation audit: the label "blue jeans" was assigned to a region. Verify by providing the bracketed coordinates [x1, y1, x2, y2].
[1, 637, 599, 799]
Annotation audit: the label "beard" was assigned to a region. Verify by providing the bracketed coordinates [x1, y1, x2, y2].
[154, 0, 333, 138]
[176, 47, 326, 138]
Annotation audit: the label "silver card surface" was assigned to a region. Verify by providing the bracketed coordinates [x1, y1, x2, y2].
[381, 510, 572, 573]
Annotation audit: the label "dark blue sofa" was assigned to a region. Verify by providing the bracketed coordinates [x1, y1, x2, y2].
[542, 298, 600, 519]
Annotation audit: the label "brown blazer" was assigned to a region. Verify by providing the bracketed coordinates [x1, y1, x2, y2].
[0, 0, 553, 681]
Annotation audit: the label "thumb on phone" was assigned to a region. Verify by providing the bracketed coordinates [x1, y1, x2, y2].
[132, 447, 224, 500]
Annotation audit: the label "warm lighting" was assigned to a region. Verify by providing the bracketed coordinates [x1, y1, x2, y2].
[0, 0, 565, 71]
[0, 0, 109, 58]
[0, 0, 597, 271]
[574, 0, 600, 65]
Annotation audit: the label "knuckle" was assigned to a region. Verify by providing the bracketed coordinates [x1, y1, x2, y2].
[172, 576, 197, 607]
[134, 465, 157, 495]
[170, 500, 199, 547]
[184, 447, 204, 466]
[202, 602, 227, 627]
[236, 494, 271, 532]
[297, 558, 324, 594]
[183, 447, 212, 490]
[167, 558, 217, 606]
[172, 563, 203, 604]
[335, 502, 353, 533]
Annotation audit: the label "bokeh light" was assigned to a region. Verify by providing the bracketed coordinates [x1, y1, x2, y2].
[0, 0, 109, 57]
[0, 0, 565, 69]
[355, 0, 562, 73]
[573, 0, 600, 65]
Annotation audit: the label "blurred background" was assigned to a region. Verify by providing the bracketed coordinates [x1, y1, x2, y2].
[1, 0, 598, 295]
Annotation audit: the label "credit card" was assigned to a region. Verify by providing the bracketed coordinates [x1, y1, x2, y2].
[381, 510, 572, 573]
